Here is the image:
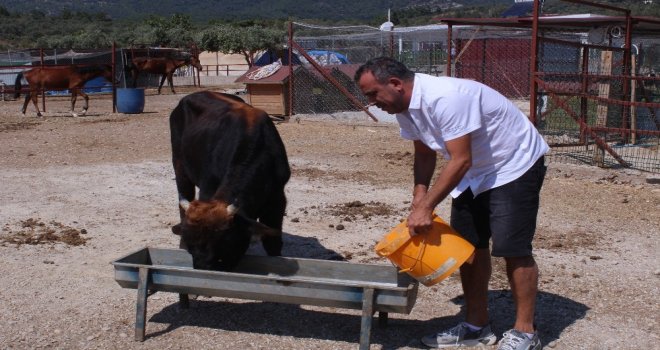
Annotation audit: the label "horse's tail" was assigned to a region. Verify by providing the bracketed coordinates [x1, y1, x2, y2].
[14, 72, 23, 99]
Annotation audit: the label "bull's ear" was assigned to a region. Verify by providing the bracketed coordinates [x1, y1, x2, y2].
[172, 223, 182, 235]
[232, 214, 280, 237]
[248, 220, 281, 237]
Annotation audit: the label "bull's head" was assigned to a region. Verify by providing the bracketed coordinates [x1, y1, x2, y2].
[172, 199, 280, 271]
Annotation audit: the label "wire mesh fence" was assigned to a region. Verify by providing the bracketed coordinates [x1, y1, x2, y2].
[119, 47, 199, 90]
[452, 26, 535, 99]
[0, 47, 118, 114]
[290, 22, 450, 116]
[535, 28, 660, 173]
[0, 48, 117, 96]
[0, 46, 201, 94]
[290, 19, 659, 173]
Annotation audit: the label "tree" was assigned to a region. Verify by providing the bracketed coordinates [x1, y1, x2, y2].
[124, 14, 197, 48]
[198, 25, 285, 66]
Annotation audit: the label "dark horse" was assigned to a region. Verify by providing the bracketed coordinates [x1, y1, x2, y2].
[14, 64, 114, 117]
[126, 55, 202, 94]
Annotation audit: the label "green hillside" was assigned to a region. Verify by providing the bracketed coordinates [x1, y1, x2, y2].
[0, 0, 654, 23]
[0, 0, 655, 49]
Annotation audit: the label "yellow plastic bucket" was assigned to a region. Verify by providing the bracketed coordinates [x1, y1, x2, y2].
[375, 215, 475, 286]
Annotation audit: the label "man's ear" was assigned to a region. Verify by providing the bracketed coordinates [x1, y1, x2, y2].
[388, 77, 404, 91]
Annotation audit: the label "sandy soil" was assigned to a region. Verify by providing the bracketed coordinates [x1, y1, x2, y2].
[0, 87, 658, 350]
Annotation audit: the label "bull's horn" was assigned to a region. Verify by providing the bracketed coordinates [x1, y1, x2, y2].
[227, 204, 238, 215]
[179, 199, 191, 211]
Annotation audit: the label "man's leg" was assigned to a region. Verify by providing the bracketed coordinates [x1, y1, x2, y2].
[505, 255, 538, 333]
[460, 248, 491, 327]
[422, 247, 497, 348]
[420, 190, 498, 348]
[489, 157, 546, 336]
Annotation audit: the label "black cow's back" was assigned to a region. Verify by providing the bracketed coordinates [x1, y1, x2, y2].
[171, 90, 290, 207]
[169, 91, 290, 270]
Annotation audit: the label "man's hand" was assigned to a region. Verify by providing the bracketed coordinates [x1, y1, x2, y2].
[407, 205, 434, 236]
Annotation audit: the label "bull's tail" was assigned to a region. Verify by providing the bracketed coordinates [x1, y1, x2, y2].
[14, 72, 23, 99]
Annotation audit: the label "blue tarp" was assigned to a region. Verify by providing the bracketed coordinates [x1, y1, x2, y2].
[46, 76, 112, 96]
[254, 49, 302, 66]
[304, 50, 350, 65]
[83, 76, 113, 93]
[254, 49, 349, 67]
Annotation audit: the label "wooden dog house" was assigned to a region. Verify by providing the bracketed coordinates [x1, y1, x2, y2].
[235, 65, 294, 116]
[236, 63, 368, 116]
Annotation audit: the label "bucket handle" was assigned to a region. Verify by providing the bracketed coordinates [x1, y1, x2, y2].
[397, 234, 428, 273]
[399, 213, 440, 273]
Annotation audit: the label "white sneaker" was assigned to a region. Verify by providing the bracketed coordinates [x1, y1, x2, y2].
[422, 322, 497, 348]
[497, 329, 542, 350]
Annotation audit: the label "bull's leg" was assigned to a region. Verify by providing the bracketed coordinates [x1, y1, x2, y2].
[258, 190, 286, 256]
[170, 153, 196, 305]
[157, 74, 167, 95]
[167, 74, 176, 94]
[261, 236, 283, 257]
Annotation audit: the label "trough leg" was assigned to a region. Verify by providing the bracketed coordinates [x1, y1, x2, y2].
[179, 294, 190, 309]
[178, 238, 190, 309]
[135, 267, 150, 341]
[359, 288, 375, 350]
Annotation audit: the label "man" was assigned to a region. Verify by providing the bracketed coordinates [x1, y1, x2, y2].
[355, 57, 548, 350]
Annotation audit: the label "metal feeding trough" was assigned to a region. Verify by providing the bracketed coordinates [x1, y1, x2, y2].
[112, 247, 418, 350]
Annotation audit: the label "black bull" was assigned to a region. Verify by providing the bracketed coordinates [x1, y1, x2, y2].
[169, 91, 290, 271]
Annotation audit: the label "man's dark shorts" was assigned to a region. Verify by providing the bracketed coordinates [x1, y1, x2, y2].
[450, 156, 547, 257]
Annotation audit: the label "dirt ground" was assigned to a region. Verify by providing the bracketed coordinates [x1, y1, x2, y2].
[0, 87, 658, 350]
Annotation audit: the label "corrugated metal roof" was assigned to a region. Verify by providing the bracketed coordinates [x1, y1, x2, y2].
[235, 64, 361, 84]
[435, 14, 660, 33]
[234, 65, 293, 84]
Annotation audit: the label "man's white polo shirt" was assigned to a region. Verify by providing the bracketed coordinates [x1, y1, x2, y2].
[395, 73, 549, 198]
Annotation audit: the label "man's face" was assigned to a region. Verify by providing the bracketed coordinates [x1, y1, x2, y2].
[357, 71, 407, 114]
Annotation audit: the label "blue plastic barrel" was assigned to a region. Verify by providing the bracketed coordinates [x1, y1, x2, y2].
[116, 88, 145, 114]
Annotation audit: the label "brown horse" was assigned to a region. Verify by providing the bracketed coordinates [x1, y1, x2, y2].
[14, 64, 114, 117]
[126, 55, 202, 94]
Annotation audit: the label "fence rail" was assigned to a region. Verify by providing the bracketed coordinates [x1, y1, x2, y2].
[200, 64, 250, 77]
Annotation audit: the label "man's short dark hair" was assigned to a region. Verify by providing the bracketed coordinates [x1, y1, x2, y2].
[354, 57, 415, 84]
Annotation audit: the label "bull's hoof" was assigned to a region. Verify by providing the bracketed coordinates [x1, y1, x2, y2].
[36, 112, 43, 117]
